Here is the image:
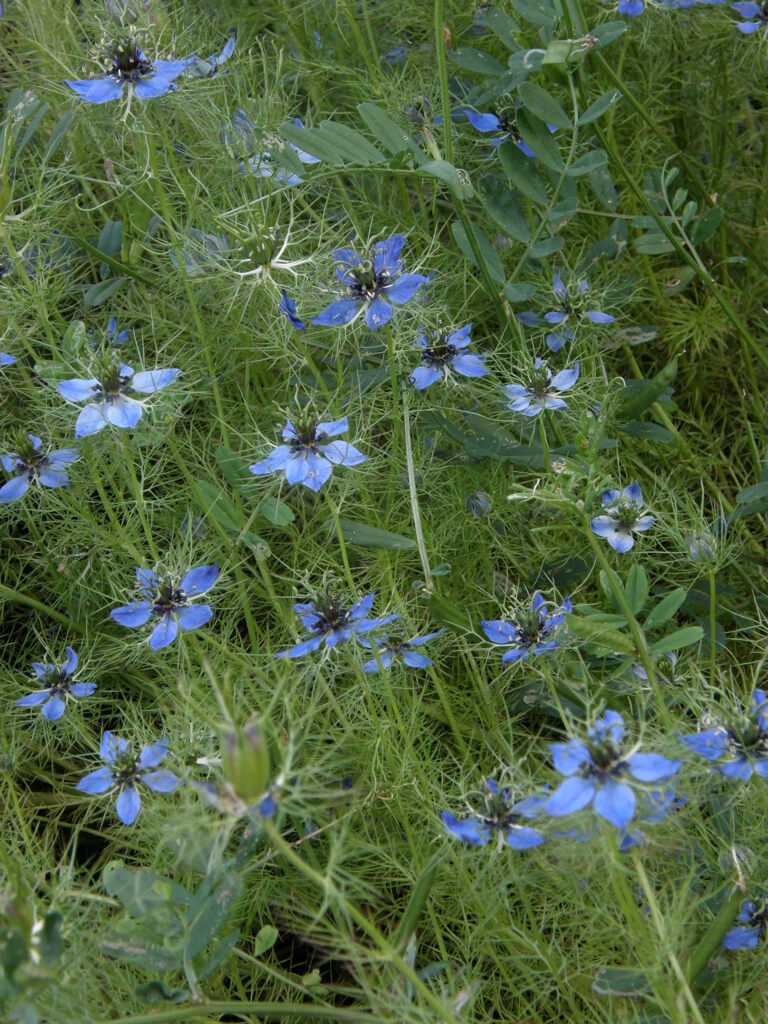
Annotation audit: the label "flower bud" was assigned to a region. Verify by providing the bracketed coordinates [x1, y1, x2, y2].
[220, 718, 271, 803]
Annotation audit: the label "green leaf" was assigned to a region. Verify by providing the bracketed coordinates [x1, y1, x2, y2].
[502, 281, 537, 302]
[424, 592, 474, 635]
[215, 445, 253, 492]
[184, 877, 242, 960]
[195, 929, 240, 982]
[625, 565, 649, 615]
[736, 481, 768, 504]
[97, 219, 123, 259]
[392, 855, 440, 951]
[83, 277, 125, 307]
[650, 627, 703, 654]
[480, 7, 522, 48]
[42, 110, 74, 163]
[519, 81, 572, 128]
[253, 924, 279, 957]
[258, 496, 295, 527]
[692, 205, 724, 245]
[103, 861, 191, 918]
[317, 121, 385, 164]
[508, 0, 556, 27]
[644, 589, 687, 630]
[451, 219, 505, 283]
[499, 140, 548, 203]
[593, 966, 652, 997]
[38, 912, 63, 966]
[577, 90, 622, 126]
[420, 160, 474, 199]
[517, 110, 563, 171]
[566, 615, 635, 655]
[589, 20, 628, 48]
[62, 319, 87, 357]
[617, 358, 678, 421]
[478, 174, 530, 242]
[619, 421, 675, 444]
[101, 934, 179, 972]
[635, 232, 675, 256]
[135, 980, 188, 1005]
[528, 236, 564, 258]
[565, 150, 608, 176]
[278, 122, 343, 165]
[194, 480, 271, 554]
[447, 46, 505, 75]
[357, 102, 423, 160]
[335, 518, 416, 550]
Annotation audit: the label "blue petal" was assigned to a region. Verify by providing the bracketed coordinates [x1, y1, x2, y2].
[505, 826, 545, 849]
[74, 403, 109, 437]
[410, 365, 442, 390]
[723, 925, 761, 949]
[320, 441, 367, 466]
[177, 604, 213, 630]
[0, 475, 31, 503]
[57, 378, 99, 402]
[593, 781, 636, 829]
[15, 690, 50, 707]
[441, 812, 489, 845]
[137, 739, 168, 769]
[64, 76, 124, 104]
[42, 694, 66, 720]
[481, 620, 517, 645]
[365, 296, 393, 329]
[625, 752, 681, 782]
[550, 740, 591, 776]
[386, 273, 427, 305]
[106, 396, 142, 429]
[130, 369, 181, 394]
[311, 297, 361, 326]
[315, 417, 349, 438]
[116, 785, 141, 824]
[149, 614, 179, 650]
[142, 769, 178, 792]
[551, 363, 579, 391]
[546, 776, 595, 816]
[111, 601, 153, 628]
[719, 757, 753, 780]
[373, 234, 405, 276]
[77, 767, 115, 794]
[452, 353, 487, 378]
[101, 732, 128, 762]
[180, 564, 219, 596]
[401, 650, 432, 668]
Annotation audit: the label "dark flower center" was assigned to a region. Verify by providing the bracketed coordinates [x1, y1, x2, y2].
[476, 788, 522, 832]
[746, 899, 768, 932]
[96, 358, 130, 397]
[613, 501, 641, 528]
[153, 578, 186, 614]
[584, 738, 627, 780]
[111, 750, 141, 785]
[422, 335, 457, 367]
[343, 257, 391, 302]
[42, 666, 71, 696]
[312, 590, 352, 632]
[107, 42, 155, 83]
[727, 713, 768, 756]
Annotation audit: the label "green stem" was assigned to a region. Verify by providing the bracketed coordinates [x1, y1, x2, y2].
[685, 886, 744, 984]
[538, 416, 551, 475]
[324, 490, 355, 591]
[403, 395, 432, 591]
[708, 569, 717, 688]
[434, 0, 452, 163]
[93, 1005, 375, 1024]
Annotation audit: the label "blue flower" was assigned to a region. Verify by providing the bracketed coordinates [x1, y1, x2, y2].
[64, 35, 190, 104]
[503, 358, 579, 417]
[409, 324, 487, 389]
[358, 629, 443, 672]
[616, 0, 645, 15]
[188, 33, 235, 77]
[0, 352, 16, 366]
[58, 358, 180, 438]
[76, 732, 178, 825]
[731, 0, 767, 30]
[277, 588, 398, 659]
[442, 778, 546, 850]
[312, 234, 427, 330]
[590, 481, 655, 554]
[680, 689, 768, 779]
[545, 711, 681, 830]
[0, 434, 79, 504]
[278, 291, 306, 330]
[106, 316, 130, 347]
[518, 271, 615, 351]
[723, 899, 767, 949]
[111, 564, 219, 650]
[482, 592, 572, 664]
[250, 415, 366, 493]
[224, 111, 319, 183]
[454, 106, 557, 156]
[15, 647, 95, 721]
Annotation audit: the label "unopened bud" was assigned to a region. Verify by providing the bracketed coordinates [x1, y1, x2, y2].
[220, 718, 271, 803]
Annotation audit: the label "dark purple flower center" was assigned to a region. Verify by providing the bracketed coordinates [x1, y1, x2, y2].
[96, 358, 130, 397]
[726, 713, 768, 756]
[746, 899, 768, 933]
[422, 335, 457, 367]
[107, 42, 155, 83]
[311, 590, 353, 632]
[475, 786, 522, 832]
[153, 578, 187, 615]
[341, 258, 391, 302]
[583, 738, 627, 780]
[42, 666, 71, 696]
[110, 750, 141, 785]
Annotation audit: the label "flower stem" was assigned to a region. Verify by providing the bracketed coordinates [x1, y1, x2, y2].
[324, 489, 355, 591]
[434, 0, 452, 164]
[403, 395, 432, 591]
[538, 416, 551, 475]
[708, 568, 717, 688]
